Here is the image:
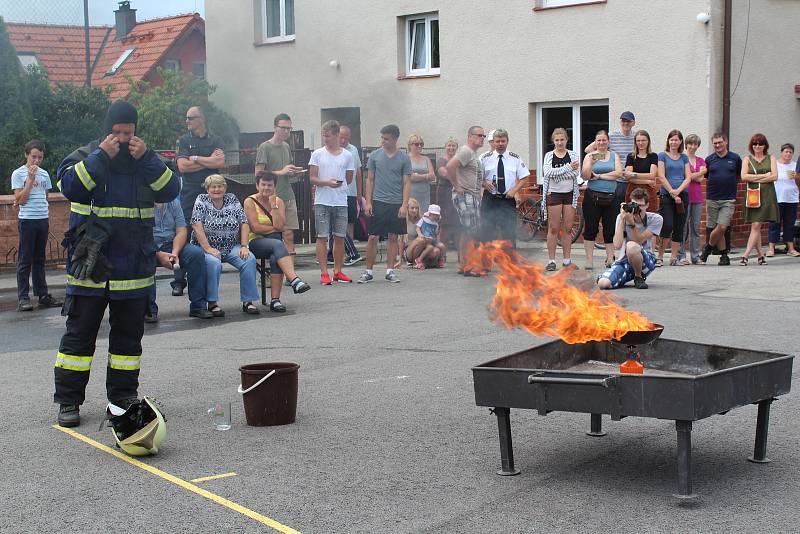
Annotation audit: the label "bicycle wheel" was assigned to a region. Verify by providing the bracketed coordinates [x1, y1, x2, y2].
[556, 204, 585, 247]
[517, 198, 543, 242]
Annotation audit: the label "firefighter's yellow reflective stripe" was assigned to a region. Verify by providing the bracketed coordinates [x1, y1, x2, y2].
[55, 352, 93, 371]
[66, 276, 154, 291]
[108, 277, 154, 291]
[74, 161, 96, 191]
[91, 206, 155, 219]
[66, 275, 107, 289]
[70, 202, 92, 215]
[70, 203, 154, 218]
[108, 353, 141, 371]
[149, 168, 173, 192]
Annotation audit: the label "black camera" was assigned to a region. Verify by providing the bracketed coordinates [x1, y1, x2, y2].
[622, 201, 641, 214]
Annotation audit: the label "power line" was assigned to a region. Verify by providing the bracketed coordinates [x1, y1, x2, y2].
[730, 0, 750, 99]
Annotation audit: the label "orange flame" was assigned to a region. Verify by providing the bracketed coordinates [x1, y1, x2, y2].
[465, 241, 655, 344]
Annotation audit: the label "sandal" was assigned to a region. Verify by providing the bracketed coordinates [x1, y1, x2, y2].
[788, 250, 800, 257]
[269, 299, 287, 313]
[208, 304, 225, 317]
[739, 257, 749, 266]
[242, 301, 260, 314]
[655, 258, 664, 268]
[757, 256, 767, 266]
[765, 251, 775, 257]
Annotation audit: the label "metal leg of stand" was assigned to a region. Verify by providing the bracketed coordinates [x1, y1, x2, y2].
[586, 413, 607, 437]
[494, 407, 521, 476]
[673, 420, 698, 499]
[748, 399, 773, 464]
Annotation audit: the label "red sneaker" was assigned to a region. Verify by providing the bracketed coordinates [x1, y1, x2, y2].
[320, 273, 332, 285]
[333, 271, 352, 283]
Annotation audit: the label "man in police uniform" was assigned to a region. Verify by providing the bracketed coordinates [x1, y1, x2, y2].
[54, 100, 180, 427]
[479, 128, 528, 245]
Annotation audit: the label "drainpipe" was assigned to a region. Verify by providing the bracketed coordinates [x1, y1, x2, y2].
[722, 0, 731, 137]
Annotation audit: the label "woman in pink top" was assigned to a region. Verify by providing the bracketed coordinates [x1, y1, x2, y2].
[678, 134, 707, 264]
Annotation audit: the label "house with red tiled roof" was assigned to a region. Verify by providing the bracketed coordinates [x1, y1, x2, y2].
[7, 1, 205, 100]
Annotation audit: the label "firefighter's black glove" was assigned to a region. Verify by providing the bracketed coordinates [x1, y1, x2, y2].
[69, 214, 113, 280]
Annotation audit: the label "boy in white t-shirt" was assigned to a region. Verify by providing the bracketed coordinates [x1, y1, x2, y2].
[309, 120, 355, 285]
[11, 140, 63, 311]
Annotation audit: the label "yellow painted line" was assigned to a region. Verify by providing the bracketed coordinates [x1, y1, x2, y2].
[192, 472, 238, 483]
[53, 425, 301, 534]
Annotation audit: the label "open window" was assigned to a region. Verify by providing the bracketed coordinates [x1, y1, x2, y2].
[106, 48, 135, 76]
[404, 13, 439, 77]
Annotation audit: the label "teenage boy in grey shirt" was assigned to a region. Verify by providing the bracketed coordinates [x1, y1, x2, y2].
[358, 124, 411, 283]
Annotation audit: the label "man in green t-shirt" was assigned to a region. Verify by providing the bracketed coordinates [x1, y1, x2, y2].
[255, 113, 305, 253]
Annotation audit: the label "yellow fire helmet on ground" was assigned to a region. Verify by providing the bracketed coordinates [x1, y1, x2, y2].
[109, 397, 166, 456]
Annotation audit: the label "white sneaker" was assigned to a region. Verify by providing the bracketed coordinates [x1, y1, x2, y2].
[385, 271, 400, 283]
[357, 271, 374, 283]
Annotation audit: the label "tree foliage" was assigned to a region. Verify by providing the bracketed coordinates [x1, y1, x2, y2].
[126, 67, 238, 151]
[0, 16, 36, 193]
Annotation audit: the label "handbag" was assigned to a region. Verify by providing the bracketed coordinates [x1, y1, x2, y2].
[589, 190, 615, 207]
[745, 184, 761, 209]
[745, 159, 761, 209]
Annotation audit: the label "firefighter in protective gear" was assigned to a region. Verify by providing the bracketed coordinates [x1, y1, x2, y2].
[54, 100, 180, 428]
[109, 397, 166, 456]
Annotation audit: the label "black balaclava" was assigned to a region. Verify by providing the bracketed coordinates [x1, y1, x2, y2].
[103, 100, 139, 174]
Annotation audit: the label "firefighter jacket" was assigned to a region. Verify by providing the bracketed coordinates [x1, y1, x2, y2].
[57, 141, 180, 299]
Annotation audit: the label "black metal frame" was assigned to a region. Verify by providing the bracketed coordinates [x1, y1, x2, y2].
[473, 338, 793, 499]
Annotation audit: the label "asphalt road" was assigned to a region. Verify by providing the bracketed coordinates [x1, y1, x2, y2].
[1, 246, 798, 533]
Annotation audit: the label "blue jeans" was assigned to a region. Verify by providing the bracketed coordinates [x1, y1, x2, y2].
[679, 203, 703, 261]
[768, 202, 798, 244]
[205, 245, 259, 303]
[148, 241, 207, 314]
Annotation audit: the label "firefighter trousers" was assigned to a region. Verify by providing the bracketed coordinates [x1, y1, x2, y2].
[54, 294, 147, 405]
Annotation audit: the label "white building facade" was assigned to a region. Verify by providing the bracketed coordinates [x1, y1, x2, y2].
[206, 0, 800, 168]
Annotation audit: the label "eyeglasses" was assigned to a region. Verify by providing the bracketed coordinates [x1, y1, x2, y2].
[411, 142, 423, 147]
[185, 116, 200, 121]
[276, 125, 293, 131]
[472, 133, 487, 138]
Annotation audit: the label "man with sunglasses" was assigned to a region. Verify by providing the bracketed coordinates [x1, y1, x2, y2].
[255, 113, 305, 255]
[176, 106, 226, 224]
[596, 188, 663, 290]
[446, 126, 485, 275]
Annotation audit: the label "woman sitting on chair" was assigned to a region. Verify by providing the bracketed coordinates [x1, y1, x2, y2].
[244, 171, 310, 312]
[191, 174, 260, 316]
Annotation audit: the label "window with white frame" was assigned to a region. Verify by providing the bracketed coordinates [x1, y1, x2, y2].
[261, 0, 295, 43]
[536, 0, 602, 8]
[405, 13, 439, 76]
[18, 53, 39, 69]
[106, 48, 135, 76]
[535, 101, 608, 183]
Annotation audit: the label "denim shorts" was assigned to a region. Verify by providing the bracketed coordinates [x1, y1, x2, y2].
[315, 204, 348, 238]
[597, 248, 657, 288]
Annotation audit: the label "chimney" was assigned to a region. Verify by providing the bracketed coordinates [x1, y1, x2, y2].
[114, 1, 137, 40]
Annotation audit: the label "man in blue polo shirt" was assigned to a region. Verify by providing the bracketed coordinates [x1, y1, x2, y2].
[11, 140, 63, 312]
[700, 132, 741, 265]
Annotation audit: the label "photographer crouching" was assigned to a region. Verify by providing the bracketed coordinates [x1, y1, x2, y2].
[596, 187, 663, 290]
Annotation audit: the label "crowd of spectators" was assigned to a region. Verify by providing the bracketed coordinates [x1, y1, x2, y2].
[10, 107, 800, 314]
